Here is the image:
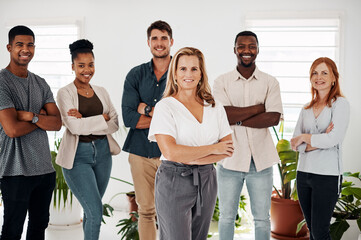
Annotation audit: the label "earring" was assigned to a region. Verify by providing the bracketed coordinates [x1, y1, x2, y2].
[332, 82, 335, 86]
[175, 80, 177, 86]
[198, 81, 201, 86]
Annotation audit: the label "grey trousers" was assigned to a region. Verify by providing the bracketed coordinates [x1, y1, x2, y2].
[155, 161, 217, 240]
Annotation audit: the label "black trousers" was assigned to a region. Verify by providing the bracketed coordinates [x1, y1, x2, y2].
[297, 171, 340, 240]
[0, 172, 56, 240]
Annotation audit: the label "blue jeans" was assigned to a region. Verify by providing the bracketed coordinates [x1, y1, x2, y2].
[62, 138, 112, 240]
[217, 161, 273, 240]
[297, 171, 340, 240]
[0, 172, 56, 240]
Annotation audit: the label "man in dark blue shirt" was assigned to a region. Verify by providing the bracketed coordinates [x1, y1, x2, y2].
[121, 20, 173, 240]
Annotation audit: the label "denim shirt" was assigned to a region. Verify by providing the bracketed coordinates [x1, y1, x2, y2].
[121, 59, 167, 158]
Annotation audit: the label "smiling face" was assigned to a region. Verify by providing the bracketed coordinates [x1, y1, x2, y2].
[147, 29, 173, 59]
[175, 55, 202, 92]
[7, 35, 35, 67]
[234, 35, 258, 68]
[72, 53, 95, 85]
[310, 62, 334, 93]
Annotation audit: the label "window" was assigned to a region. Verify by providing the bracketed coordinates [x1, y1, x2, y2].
[245, 17, 341, 139]
[24, 24, 80, 149]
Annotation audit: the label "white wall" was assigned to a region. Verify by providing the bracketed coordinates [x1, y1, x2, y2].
[1, 0, 360, 209]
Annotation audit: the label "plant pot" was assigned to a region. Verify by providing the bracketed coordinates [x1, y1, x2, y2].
[126, 191, 138, 221]
[48, 192, 82, 229]
[271, 193, 309, 240]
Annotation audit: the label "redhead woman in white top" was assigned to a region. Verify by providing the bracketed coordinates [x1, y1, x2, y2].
[291, 57, 350, 240]
[148, 47, 234, 240]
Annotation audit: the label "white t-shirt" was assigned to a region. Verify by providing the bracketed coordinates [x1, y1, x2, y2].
[148, 97, 233, 161]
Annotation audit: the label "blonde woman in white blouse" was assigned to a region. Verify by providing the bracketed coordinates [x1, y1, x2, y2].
[291, 57, 350, 240]
[148, 47, 234, 240]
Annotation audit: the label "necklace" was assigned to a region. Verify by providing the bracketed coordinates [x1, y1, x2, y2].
[74, 82, 91, 95]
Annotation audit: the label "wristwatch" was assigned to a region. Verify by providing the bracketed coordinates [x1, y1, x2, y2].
[32, 113, 39, 124]
[144, 105, 152, 117]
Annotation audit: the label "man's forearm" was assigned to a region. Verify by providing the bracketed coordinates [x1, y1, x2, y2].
[35, 114, 62, 131]
[225, 104, 265, 125]
[135, 115, 151, 129]
[241, 112, 281, 128]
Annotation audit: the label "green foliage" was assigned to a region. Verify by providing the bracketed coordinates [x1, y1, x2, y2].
[51, 138, 73, 209]
[273, 123, 299, 200]
[330, 172, 361, 240]
[102, 203, 114, 224]
[116, 212, 139, 240]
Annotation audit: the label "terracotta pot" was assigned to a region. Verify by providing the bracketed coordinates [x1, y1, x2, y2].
[271, 194, 309, 240]
[126, 191, 138, 221]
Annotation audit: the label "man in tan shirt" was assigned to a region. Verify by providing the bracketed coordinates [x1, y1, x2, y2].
[213, 31, 283, 240]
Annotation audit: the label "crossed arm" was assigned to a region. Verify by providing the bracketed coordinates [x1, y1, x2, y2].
[224, 104, 281, 128]
[0, 103, 62, 138]
[155, 134, 234, 165]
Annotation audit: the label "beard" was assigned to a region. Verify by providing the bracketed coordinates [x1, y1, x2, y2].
[240, 60, 253, 68]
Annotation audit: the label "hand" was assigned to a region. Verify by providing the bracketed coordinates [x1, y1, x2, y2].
[103, 113, 110, 121]
[326, 122, 334, 133]
[137, 102, 147, 115]
[212, 140, 234, 157]
[67, 108, 82, 118]
[39, 108, 47, 115]
[17, 111, 33, 122]
[291, 135, 304, 151]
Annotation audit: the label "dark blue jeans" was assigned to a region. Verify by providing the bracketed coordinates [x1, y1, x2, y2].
[297, 171, 340, 240]
[0, 172, 56, 240]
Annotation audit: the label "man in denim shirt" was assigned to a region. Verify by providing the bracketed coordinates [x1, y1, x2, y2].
[121, 20, 173, 240]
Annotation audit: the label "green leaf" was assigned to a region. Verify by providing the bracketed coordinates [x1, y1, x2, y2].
[342, 187, 361, 200]
[284, 171, 296, 184]
[296, 219, 306, 234]
[330, 220, 349, 240]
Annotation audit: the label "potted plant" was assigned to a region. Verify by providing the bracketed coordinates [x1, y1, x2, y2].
[270, 123, 309, 239]
[330, 172, 361, 240]
[49, 137, 82, 227]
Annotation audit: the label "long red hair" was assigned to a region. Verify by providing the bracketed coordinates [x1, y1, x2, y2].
[305, 57, 343, 109]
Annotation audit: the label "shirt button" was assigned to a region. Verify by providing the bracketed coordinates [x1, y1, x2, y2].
[156, 84, 159, 87]
[154, 99, 157, 102]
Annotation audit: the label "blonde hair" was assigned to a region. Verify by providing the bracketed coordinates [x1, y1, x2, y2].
[163, 47, 215, 107]
[305, 57, 343, 109]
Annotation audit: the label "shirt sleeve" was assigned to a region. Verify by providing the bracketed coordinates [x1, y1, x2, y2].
[42, 78, 55, 105]
[148, 100, 177, 142]
[216, 102, 233, 139]
[121, 70, 141, 129]
[265, 78, 283, 116]
[293, 108, 307, 153]
[310, 98, 350, 149]
[0, 81, 15, 111]
[213, 75, 232, 106]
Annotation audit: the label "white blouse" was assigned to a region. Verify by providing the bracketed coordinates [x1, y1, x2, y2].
[148, 97, 233, 161]
[294, 97, 350, 176]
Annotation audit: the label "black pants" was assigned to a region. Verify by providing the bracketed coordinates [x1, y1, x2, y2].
[296, 171, 340, 240]
[0, 172, 56, 240]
